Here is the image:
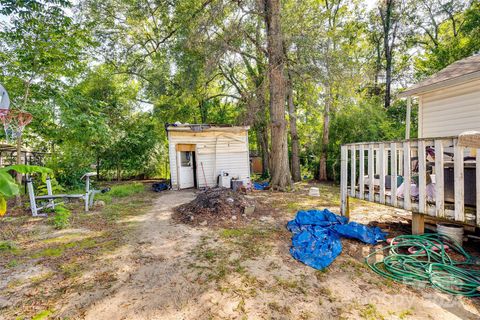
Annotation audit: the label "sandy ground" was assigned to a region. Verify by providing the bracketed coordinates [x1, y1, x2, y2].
[67, 190, 480, 319]
[1, 184, 480, 319]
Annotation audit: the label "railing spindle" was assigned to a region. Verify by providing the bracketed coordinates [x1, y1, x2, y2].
[368, 144, 374, 202]
[454, 138, 465, 222]
[379, 144, 386, 204]
[350, 145, 356, 197]
[391, 142, 397, 207]
[359, 145, 365, 200]
[418, 140, 427, 214]
[435, 139, 444, 218]
[403, 141, 411, 210]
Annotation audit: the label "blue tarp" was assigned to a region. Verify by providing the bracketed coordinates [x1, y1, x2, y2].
[253, 181, 269, 190]
[287, 209, 387, 270]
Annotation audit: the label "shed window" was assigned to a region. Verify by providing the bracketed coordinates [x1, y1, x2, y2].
[181, 151, 192, 167]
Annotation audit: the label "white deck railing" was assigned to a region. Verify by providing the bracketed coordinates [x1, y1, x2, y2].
[340, 136, 480, 227]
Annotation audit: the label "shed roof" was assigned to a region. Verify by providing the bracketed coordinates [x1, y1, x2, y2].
[399, 54, 480, 98]
[166, 123, 249, 133]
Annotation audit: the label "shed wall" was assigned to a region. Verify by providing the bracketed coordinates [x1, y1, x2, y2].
[419, 78, 480, 138]
[168, 130, 250, 189]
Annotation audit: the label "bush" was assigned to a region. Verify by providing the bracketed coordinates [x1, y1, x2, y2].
[53, 205, 71, 229]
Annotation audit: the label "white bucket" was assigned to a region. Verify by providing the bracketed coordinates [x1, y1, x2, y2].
[437, 223, 464, 246]
[309, 187, 320, 197]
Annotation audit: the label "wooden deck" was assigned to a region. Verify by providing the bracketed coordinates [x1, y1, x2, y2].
[340, 136, 480, 228]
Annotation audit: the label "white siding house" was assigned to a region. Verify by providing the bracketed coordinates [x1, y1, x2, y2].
[340, 54, 480, 233]
[167, 124, 250, 189]
[399, 55, 480, 138]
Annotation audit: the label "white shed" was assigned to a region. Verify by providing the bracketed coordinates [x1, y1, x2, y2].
[399, 54, 480, 138]
[166, 124, 250, 189]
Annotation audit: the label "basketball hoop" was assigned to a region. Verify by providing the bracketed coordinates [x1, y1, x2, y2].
[0, 109, 33, 144]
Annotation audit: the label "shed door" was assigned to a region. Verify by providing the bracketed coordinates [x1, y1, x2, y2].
[179, 151, 195, 189]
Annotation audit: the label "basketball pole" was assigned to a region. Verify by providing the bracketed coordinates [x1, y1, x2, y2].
[15, 134, 22, 207]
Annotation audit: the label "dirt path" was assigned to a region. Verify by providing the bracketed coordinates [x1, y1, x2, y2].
[71, 190, 206, 319]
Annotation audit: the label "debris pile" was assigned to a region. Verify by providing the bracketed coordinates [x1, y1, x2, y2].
[174, 187, 255, 226]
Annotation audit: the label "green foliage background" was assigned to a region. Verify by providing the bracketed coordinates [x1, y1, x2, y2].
[0, 0, 478, 185]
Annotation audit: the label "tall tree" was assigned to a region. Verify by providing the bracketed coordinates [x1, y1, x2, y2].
[263, 0, 291, 189]
[378, 0, 404, 108]
[287, 72, 301, 182]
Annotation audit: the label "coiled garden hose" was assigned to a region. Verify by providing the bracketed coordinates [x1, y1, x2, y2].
[365, 234, 480, 296]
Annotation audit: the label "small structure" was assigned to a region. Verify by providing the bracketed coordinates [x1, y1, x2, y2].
[340, 54, 480, 233]
[166, 124, 250, 189]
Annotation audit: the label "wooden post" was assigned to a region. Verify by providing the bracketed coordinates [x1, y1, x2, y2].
[418, 140, 427, 214]
[340, 146, 348, 215]
[350, 145, 356, 197]
[379, 144, 386, 204]
[403, 141, 411, 210]
[454, 139, 465, 222]
[390, 142, 397, 207]
[359, 145, 365, 200]
[412, 212, 425, 235]
[435, 139, 445, 218]
[368, 144, 374, 202]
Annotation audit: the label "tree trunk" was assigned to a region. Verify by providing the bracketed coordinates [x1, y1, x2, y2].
[384, 50, 392, 108]
[287, 76, 301, 182]
[263, 0, 291, 190]
[319, 87, 331, 181]
[380, 0, 395, 109]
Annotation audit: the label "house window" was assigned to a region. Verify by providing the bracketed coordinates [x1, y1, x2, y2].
[181, 151, 192, 167]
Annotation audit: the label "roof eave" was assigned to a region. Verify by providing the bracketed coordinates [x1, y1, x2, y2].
[398, 70, 480, 98]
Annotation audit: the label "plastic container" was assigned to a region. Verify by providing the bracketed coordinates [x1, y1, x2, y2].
[437, 223, 464, 246]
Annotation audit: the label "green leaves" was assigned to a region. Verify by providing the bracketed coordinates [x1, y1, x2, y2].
[0, 171, 19, 198]
[0, 165, 52, 216]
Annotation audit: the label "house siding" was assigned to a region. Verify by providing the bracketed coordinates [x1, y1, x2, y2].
[420, 78, 480, 138]
[168, 129, 250, 189]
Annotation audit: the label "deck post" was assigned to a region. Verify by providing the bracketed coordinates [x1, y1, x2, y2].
[359, 145, 365, 200]
[418, 140, 427, 214]
[454, 139, 465, 222]
[390, 143, 397, 206]
[350, 145, 356, 197]
[368, 144, 374, 202]
[412, 212, 425, 235]
[340, 145, 348, 215]
[435, 139, 445, 218]
[403, 141, 411, 210]
[379, 144, 386, 204]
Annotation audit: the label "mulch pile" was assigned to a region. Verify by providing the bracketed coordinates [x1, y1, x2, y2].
[174, 187, 256, 226]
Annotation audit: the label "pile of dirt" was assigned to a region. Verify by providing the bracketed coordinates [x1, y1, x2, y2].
[174, 187, 256, 226]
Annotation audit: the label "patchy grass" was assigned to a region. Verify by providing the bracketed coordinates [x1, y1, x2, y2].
[0, 181, 155, 319]
[274, 276, 307, 294]
[359, 304, 385, 320]
[96, 182, 145, 204]
[0, 240, 17, 253]
[31, 309, 54, 320]
[31, 247, 65, 258]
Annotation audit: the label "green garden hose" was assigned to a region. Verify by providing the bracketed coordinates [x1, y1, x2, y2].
[365, 234, 480, 296]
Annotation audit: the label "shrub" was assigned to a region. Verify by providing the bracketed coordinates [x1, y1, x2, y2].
[53, 205, 71, 229]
